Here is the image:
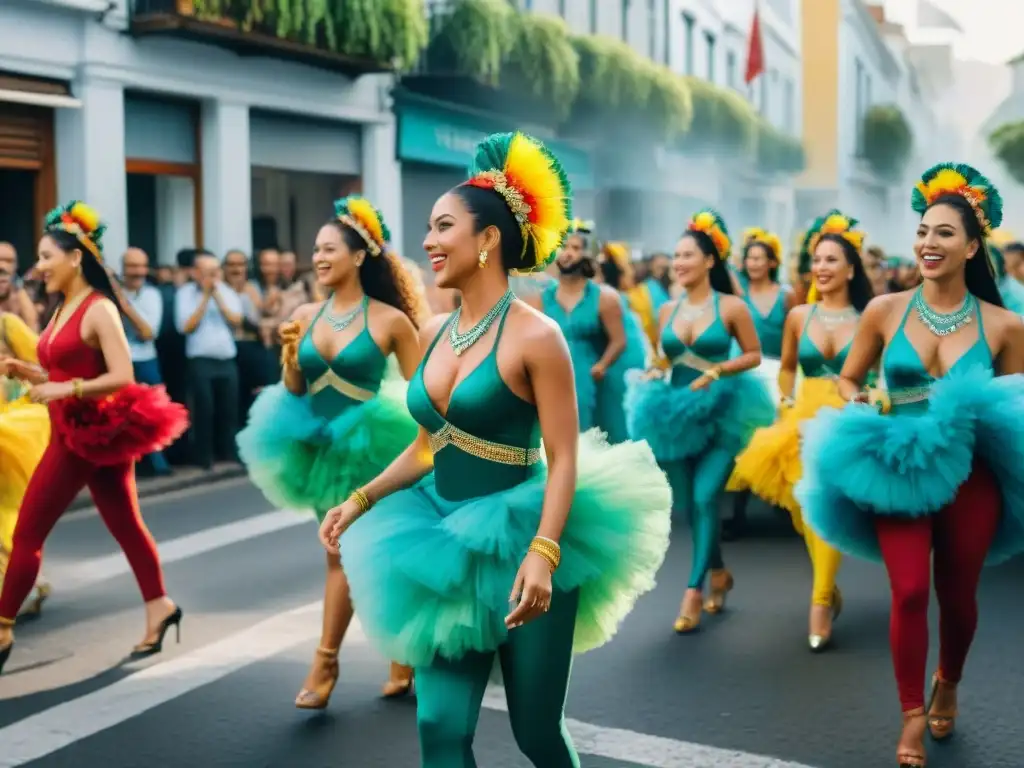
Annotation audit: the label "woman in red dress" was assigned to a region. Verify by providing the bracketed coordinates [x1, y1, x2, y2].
[0, 201, 188, 674]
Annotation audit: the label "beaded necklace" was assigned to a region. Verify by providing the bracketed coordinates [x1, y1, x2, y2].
[449, 289, 514, 356]
[324, 296, 367, 332]
[912, 286, 975, 337]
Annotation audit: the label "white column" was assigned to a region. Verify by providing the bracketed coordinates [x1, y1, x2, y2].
[155, 176, 197, 267]
[360, 116, 403, 256]
[201, 99, 252, 257]
[54, 77, 128, 271]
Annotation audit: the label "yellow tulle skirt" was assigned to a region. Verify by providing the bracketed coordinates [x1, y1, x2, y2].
[0, 397, 51, 551]
[727, 377, 846, 528]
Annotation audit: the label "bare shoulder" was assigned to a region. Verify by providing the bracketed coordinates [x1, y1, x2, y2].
[418, 311, 449, 346]
[596, 283, 621, 306]
[85, 296, 122, 325]
[508, 297, 561, 339]
[863, 291, 905, 321]
[788, 303, 812, 326]
[978, 299, 1024, 338]
[290, 302, 321, 325]
[657, 299, 677, 324]
[718, 292, 748, 315]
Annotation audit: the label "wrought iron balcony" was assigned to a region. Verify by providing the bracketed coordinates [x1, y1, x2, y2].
[130, 0, 402, 77]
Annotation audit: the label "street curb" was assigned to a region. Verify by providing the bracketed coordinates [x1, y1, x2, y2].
[68, 465, 249, 512]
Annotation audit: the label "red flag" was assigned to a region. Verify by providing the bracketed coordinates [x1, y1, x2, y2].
[745, 6, 765, 84]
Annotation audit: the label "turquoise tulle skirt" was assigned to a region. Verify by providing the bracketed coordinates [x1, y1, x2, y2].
[597, 304, 650, 443]
[624, 369, 776, 462]
[797, 366, 1024, 565]
[339, 430, 672, 667]
[236, 378, 418, 519]
[1000, 276, 1024, 315]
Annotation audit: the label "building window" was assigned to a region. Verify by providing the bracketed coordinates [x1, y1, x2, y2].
[760, 70, 768, 115]
[590, 0, 597, 33]
[662, 0, 670, 64]
[682, 13, 695, 74]
[855, 58, 864, 154]
[621, 0, 629, 42]
[704, 31, 716, 82]
[784, 77, 795, 132]
[726, 50, 737, 88]
[558, 0, 565, 16]
[647, 0, 656, 59]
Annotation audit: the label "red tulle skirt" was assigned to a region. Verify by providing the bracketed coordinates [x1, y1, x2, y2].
[49, 383, 189, 465]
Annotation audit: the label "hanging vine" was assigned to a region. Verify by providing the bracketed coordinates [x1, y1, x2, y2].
[504, 13, 580, 117]
[989, 120, 1024, 185]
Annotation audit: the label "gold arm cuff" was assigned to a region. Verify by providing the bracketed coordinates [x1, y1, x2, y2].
[349, 489, 372, 514]
[528, 537, 561, 572]
[71, 378, 84, 398]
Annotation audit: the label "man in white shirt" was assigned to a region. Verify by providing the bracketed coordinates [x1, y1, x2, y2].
[116, 247, 171, 475]
[174, 251, 243, 470]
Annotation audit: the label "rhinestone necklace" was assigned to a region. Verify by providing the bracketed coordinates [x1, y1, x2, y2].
[815, 305, 859, 331]
[913, 287, 975, 337]
[449, 289, 514, 356]
[677, 295, 714, 324]
[324, 296, 367, 332]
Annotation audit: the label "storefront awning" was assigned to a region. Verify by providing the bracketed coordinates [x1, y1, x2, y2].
[0, 74, 81, 109]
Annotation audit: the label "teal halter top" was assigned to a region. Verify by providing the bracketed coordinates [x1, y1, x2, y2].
[797, 306, 855, 378]
[408, 304, 540, 502]
[298, 298, 388, 419]
[540, 280, 604, 352]
[661, 292, 733, 387]
[882, 291, 993, 414]
[745, 286, 786, 359]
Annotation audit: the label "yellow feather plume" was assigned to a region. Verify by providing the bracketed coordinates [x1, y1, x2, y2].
[504, 133, 572, 267]
[743, 227, 782, 261]
[345, 197, 385, 248]
[69, 202, 100, 234]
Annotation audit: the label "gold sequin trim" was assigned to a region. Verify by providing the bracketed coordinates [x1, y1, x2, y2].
[887, 386, 930, 406]
[428, 421, 541, 466]
[309, 370, 375, 401]
[671, 350, 717, 373]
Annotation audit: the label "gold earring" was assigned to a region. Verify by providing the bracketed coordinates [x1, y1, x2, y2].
[478, 249, 488, 269]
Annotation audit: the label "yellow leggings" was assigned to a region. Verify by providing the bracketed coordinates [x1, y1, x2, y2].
[790, 509, 841, 606]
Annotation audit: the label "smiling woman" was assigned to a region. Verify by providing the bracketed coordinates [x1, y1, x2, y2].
[796, 163, 1024, 768]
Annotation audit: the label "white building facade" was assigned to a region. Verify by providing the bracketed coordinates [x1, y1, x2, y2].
[0, 0, 403, 270]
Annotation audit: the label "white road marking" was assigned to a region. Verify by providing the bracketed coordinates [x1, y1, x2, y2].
[0, 599, 817, 768]
[51, 509, 309, 590]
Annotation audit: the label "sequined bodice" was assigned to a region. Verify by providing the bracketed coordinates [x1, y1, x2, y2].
[661, 292, 733, 386]
[408, 306, 540, 502]
[38, 292, 106, 381]
[745, 286, 786, 359]
[797, 306, 854, 379]
[298, 301, 387, 419]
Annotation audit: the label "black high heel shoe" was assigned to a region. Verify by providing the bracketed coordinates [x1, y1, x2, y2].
[0, 616, 14, 675]
[130, 606, 183, 659]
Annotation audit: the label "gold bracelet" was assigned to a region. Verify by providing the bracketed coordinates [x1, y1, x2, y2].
[706, 366, 722, 381]
[71, 378, 84, 398]
[528, 536, 561, 572]
[348, 489, 372, 514]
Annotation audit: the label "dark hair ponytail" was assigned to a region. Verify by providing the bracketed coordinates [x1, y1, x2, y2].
[683, 230, 735, 295]
[43, 229, 119, 306]
[928, 194, 1004, 308]
[450, 184, 538, 272]
[601, 257, 624, 289]
[326, 220, 427, 327]
[816, 233, 875, 313]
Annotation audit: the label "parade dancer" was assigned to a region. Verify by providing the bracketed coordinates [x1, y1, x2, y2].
[322, 132, 671, 768]
[989, 242, 1024, 314]
[236, 196, 423, 706]
[796, 164, 1024, 768]
[0, 202, 187, 675]
[533, 220, 627, 434]
[0, 311, 52, 617]
[728, 211, 874, 650]
[624, 209, 775, 633]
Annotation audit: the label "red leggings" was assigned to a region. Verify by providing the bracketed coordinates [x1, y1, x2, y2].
[0, 437, 166, 621]
[874, 462, 1002, 712]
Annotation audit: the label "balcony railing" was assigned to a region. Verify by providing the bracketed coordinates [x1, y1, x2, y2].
[130, 0, 398, 77]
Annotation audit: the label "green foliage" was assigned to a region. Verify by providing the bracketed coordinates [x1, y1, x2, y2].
[990, 120, 1024, 186]
[429, 0, 516, 86]
[679, 77, 757, 154]
[572, 35, 653, 112]
[505, 13, 580, 117]
[645, 65, 693, 141]
[756, 121, 806, 175]
[862, 104, 914, 181]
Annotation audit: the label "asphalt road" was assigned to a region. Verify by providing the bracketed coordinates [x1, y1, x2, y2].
[0, 480, 1021, 768]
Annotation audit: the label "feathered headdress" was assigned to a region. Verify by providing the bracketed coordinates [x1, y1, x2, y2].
[44, 201, 105, 261]
[571, 219, 595, 235]
[686, 208, 731, 260]
[334, 195, 390, 256]
[911, 162, 1003, 236]
[804, 210, 864, 304]
[742, 227, 782, 262]
[464, 132, 573, 273]
[807, 210, 865, 257]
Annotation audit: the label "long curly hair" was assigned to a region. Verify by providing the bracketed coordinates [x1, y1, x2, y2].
[326, 219, 429, 327]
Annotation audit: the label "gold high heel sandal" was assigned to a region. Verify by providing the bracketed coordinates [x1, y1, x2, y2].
[381, 661, 414, 699]
[897, 708, 927, 767]
[926, 674, 957, 741]
[19, 580, 51, 619]
[295, 646, 340, 710]
[703, 569, 734, 614]
[809, 586, 843, 652]
[673, 591, 703, 634]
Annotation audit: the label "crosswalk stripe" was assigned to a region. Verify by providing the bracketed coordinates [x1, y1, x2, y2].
[51, 509, 309, 591]
[0, 597, 815, 768]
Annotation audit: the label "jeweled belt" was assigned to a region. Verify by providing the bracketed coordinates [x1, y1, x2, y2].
[886, 386, 931, 407]
[428, 421, 541, 466]
[308, 370, 376, 401]
[670, 350, 717, 372]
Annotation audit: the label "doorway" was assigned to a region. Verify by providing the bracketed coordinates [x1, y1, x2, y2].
[0, 169, 37, 273]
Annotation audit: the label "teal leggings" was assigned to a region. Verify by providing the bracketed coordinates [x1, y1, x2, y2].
[662, 447, 734, 589]
[415, 589, 581, 768]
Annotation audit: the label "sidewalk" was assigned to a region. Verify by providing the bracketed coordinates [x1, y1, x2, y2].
[69, 462, 248, 512]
